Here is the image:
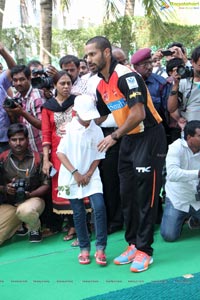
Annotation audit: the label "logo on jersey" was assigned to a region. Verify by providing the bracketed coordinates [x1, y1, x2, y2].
[130, 91, 142, 99]
[126, 76, 138, 89]
[107, 98, 126, 111]
[136, 166, 151, 173]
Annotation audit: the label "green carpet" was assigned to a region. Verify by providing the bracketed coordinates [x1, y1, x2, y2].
[0, 224, 200, 300]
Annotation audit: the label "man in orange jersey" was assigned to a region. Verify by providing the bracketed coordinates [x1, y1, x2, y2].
[85, 36, 167, 272]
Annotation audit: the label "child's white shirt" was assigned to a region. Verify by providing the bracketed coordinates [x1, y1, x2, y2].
[57, 117, 105, 199]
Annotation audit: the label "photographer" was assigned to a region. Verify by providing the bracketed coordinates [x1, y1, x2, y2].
[168, 45, 200, 125]
[153, 42, 191, 68]
[166, 42, 191, 67]
[4, 65, 46, 153]
[160, 121, 200, 242]
[165, 58, 186, 143]
[27, 59, 53, 99]
[0, 123, 50, 244]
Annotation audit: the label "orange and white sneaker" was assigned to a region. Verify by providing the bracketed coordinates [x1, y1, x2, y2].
[130, 250, 153, 272]
[113, 245, 137, 265]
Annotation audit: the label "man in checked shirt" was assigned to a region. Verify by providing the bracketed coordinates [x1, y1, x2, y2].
[4, 64, 46, 154]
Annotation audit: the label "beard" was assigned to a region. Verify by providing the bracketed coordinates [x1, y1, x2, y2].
[96, 53, 107, 73]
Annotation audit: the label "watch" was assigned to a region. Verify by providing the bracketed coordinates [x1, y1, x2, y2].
[170, 90, 178, 96]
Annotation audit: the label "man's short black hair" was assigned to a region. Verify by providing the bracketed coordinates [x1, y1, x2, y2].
[59, 55, 80, 69]
[27, 60, 43, 69]
[11, 65, 31, 79]
[167, 42, 185, 54]
[86, 36, 112, 53]
[184, 120, 200, 140]
[7, 123, 29, 139]
[79, 58, 87, 64]
[191, 46, 200, 63]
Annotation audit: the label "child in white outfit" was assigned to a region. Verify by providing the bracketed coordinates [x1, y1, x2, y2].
[57, 94, 107, 265]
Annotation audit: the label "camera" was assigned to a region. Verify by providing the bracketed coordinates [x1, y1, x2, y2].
[31, 69, 46, 77]
[161, 50, 175, 57]
[195, 181, 200, 201]
[12, 178, 29, 203]
[177, 65, 194, 79]
[31, 69, 53, 89]
[4, 97, 22, 109]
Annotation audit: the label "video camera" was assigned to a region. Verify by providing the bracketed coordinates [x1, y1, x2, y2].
[4, 97, 22, 109]
[177, 65, 194, 79]
[31, 69, 53, 90]
[12, 178, 29, 203]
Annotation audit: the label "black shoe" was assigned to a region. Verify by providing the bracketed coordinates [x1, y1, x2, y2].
[29, 229, 42, 242]
[16, 224, 28, 236]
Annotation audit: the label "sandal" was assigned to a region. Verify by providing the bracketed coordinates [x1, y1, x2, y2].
[78, 252, 90, 265]
[63, 228, 76, 241]
[42, 228, 58, 238]
[95, 251, 107, 266]
[71, 238, 79, 247]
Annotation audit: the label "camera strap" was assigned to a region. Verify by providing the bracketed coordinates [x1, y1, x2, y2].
[181, 77, 194, 112]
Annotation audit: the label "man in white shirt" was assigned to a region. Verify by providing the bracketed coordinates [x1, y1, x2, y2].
[168, 45, 200, 124]
[160, 120, 200, 242]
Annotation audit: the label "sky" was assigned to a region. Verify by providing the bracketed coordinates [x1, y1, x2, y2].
[2, 0, 200, 29]
[2, 0, 144, 29]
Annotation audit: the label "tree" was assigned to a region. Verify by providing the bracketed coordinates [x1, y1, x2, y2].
[38, 0, 172, 63]
[40, 0, 53, 64]
[104, 0, 172, 55]
[35, 0, 70, 64]
[1, 0, 171, 63]
[0, 0, 6, 38]
[121, 0, 135, 57]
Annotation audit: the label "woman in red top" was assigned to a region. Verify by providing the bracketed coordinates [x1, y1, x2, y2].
[42, 71, 90, 241]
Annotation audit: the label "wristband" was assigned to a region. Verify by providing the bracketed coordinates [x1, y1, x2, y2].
[71, 168, 78, 175]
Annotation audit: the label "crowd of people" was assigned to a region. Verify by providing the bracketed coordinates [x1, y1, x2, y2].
[0, 36, 200, 272]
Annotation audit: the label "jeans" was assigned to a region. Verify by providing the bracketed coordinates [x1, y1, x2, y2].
[160, 197, 200, 242]
[70, 193, 107, 252]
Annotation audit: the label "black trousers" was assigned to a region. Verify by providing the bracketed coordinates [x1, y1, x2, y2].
[99, 128, 123, 231]
[119, 124, 167, 256]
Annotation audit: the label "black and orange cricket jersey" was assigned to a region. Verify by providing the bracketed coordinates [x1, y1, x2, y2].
[96, 60, 162, 135]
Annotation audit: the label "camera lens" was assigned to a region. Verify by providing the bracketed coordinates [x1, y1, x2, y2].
[177, 66, 185, 76]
